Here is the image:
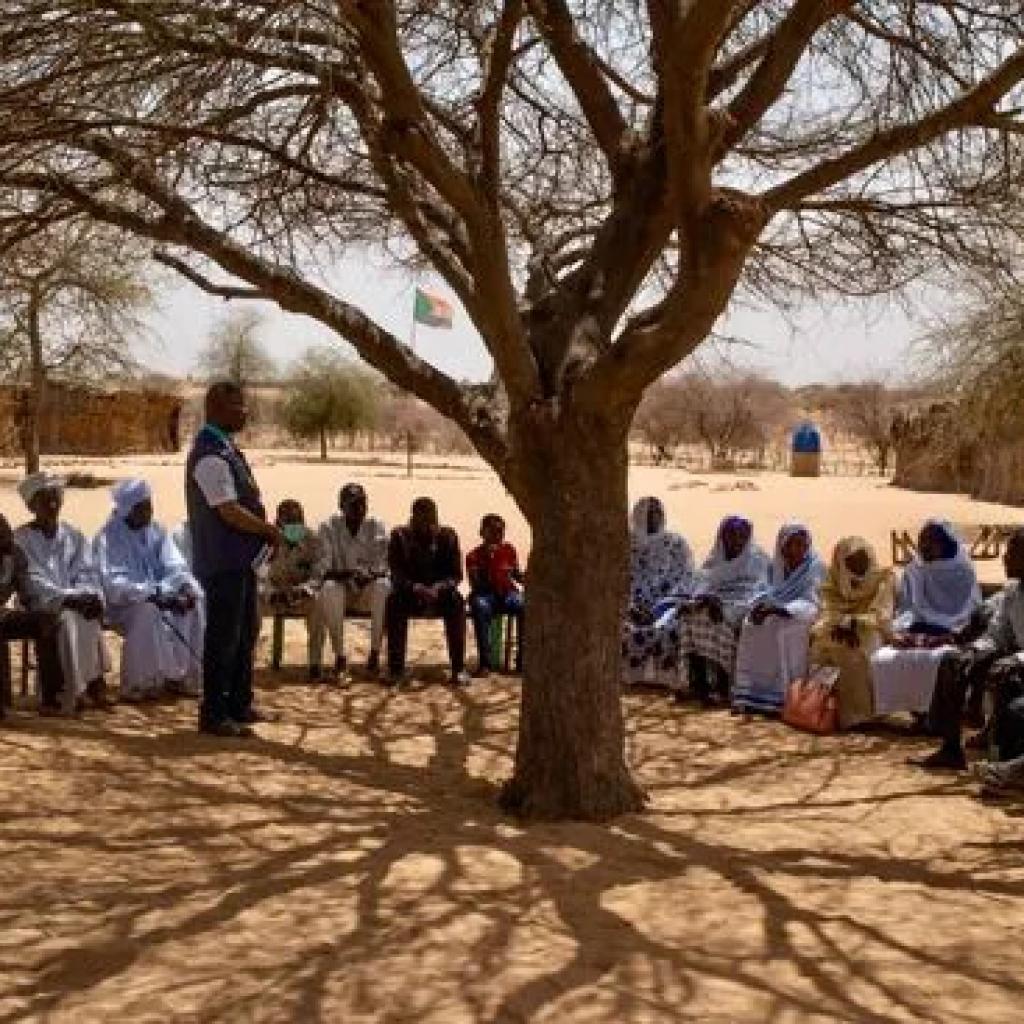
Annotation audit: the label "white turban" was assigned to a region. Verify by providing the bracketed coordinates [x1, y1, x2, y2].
[112, 478, 153, 518]
[17, 472, 65, 507]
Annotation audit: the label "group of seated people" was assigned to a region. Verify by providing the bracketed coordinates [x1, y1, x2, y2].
[621, 497, 1024, 798]
[5, 472, 1023, 797]
[0, 473, 525, 719]
[254, 484, 524, 684]
[0, 473, 204, 715]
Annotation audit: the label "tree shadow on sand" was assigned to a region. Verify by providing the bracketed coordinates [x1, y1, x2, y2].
[1, 681, 1023, 1023]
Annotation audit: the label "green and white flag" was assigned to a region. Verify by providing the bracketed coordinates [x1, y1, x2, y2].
[413, 287, 454, 329]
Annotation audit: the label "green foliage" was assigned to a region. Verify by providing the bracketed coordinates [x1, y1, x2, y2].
[279, 348, 379, 455]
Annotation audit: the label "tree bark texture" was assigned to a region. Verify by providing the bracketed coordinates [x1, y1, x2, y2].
[500, 407, 646, 821]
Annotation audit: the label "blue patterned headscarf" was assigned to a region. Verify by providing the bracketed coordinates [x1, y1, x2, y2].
[695, 515, 770, 607]
[766, 522, 826, 605]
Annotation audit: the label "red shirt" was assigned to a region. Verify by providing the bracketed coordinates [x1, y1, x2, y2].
[466, 542, 520, 597]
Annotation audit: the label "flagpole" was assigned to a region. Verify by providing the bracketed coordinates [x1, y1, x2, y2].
[410, 289, 419, 356]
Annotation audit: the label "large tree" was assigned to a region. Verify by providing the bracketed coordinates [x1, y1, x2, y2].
[2, 2, 1023, 819]
[0, 218, 154, 473]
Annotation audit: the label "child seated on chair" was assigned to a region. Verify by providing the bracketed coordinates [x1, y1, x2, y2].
[466, 514, 524, 676]
[262, 499, 325, 678]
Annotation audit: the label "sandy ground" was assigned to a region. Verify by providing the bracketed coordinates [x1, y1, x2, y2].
[1, 453, 1024, 1022]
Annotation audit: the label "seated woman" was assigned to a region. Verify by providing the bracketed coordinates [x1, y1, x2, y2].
[732, 523, 826, 715]
[869, 520, 981, 720]
[620, 497, 695, 686]
[809, 537, 895, 729]
[667, 516, 770, 705]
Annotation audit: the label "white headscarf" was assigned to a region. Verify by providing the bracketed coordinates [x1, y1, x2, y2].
[17, 472, 65, 507]
[629, 497, 695, 607]
[695, 515, 770, 608]
[111, 478, 153, 519]
[766, 522, 826, 605]
[899, 519, 981, 631]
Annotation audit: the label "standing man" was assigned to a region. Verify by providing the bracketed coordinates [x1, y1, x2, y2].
[316, 483, 389, 677]
[0, 512, 64, 717]
[386, 497, 467, 687]
[187, 382, 281, 737]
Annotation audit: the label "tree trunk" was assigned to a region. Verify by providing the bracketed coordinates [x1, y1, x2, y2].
[319, 426, 328, 462]
[24, 286, 45, 475]
[500, 411, 646, 821]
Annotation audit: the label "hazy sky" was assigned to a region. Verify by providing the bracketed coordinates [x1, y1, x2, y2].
[144, 250, 927, 387]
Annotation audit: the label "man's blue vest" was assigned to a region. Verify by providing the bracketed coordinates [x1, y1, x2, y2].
[185, 426, 266, 579]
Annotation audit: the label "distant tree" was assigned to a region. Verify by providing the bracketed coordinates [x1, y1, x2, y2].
[632, 381, 691, 464]
[196, 309, 276, 387]
[681, 373, 793, 465]
[279, 349, 378, 460]
[0, 219, 153, 473]
[825, 382, 900, 474]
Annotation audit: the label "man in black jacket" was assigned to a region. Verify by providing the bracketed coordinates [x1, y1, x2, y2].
[385, 497, 467, 687]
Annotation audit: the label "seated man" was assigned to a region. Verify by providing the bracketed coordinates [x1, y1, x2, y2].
[974, 686, 1024, 797]
[386, 497, 467, 687]
[95, 479, 205, 702]
[262, 499, 324, 678]
[466, 514, 524, 675]
[14, 472, 110, 713]
[0, 512, 64, 716]
[316, 483, 389, 676]
[915, 528, 1024, 771]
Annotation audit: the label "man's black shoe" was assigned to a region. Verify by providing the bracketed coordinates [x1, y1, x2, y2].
[200, 719, 253, 738]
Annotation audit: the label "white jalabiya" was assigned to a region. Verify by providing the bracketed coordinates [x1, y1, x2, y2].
[316, 514, 390, 660]
[15, 523, 111, 712]
[870, 523, 982, 717]
[95, 511, 205, 699]
[732, 524, 827, 714]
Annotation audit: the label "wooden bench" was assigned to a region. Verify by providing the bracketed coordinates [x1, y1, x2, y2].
[890, 523, 1020, 568]
[268, 606, 520, 673]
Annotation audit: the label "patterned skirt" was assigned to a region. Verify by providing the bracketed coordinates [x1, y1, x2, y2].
[676, 609, 742, 680]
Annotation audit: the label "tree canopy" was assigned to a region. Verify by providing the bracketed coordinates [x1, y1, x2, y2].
[279, 347, 379, 458]
[197, 309, 278, 386]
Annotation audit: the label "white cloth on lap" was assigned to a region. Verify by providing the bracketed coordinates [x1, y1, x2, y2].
[869, 644, 955, 715]
[733, 600, 818, 714]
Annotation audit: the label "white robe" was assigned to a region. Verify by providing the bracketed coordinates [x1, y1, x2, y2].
[14, 523, 111, 711]
[95, 516, 205, 699]
[869, 645, 955, 715]
[733, 599, 820, 714]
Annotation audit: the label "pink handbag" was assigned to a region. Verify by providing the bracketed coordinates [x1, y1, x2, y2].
[782, 667, 840, 735]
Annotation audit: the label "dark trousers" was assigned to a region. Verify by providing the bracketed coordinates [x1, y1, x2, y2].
[386, 587, 465, 674]
[929, 650, 998, 750]
[200, 571, 257, 727]
[993, 674, 1024, 762]
[0, 609, 63, 712]
[469, 590, 523, 670]
[688, 654, 730, 702]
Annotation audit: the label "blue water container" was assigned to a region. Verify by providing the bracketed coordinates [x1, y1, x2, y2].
[791, 422, 822, 476]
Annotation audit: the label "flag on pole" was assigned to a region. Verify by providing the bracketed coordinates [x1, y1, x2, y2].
[413, 287, 454, 329]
